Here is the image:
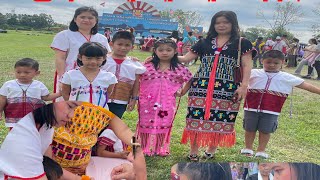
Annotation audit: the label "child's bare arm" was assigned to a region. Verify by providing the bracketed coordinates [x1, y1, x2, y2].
[176, 80, 192, 97]
[180, 80, 192, 96]
[309, 48, 320, 53]
[127, 75, 140, 111]
[132, 75, 140, 98]
[41, 92, 61, 101]
[109, 116, 134, 146]
[0, 95, 7, 119]
[96, 145, 129, 159]
[178, 52, 198, 63]
[61, 83, 71, 101]
[296, 82, 320, 95]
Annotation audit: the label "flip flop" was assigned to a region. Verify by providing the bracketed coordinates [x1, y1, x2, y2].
[203, 151, 215, 159]
[187, 154, 199, 162]
[255, 152, 269, 159]
[240, 148, 254, 157]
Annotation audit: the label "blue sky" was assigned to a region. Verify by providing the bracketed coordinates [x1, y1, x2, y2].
[0, 0, 319, 42]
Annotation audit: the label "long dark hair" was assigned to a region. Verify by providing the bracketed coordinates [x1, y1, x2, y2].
[151, 38, 179, 71]
[168, 30, 179, 39]
[177, 162, 232, 180]
[206, 11, 240, 43]
[69, 6, 99, 35]
[309, 38, 318, 45]
[43, 156, 63, 180]
[290, 163, 320, 180]
[33, 103, 56, 129]
[77, 42, 107, 67]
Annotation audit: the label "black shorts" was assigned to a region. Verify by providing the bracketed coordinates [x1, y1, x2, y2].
[243, 110, 278, 133]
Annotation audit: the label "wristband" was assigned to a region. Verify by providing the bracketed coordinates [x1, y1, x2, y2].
[131, 96, 139, 100]
[81, 175, 90, 180]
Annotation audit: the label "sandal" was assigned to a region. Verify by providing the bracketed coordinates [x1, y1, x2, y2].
[240, 148, 254, 157]
[159, 152, 170, 157]
[255, 152, 269, 159]
[187, 154, 199, 162]
[203, 151, 215, 159]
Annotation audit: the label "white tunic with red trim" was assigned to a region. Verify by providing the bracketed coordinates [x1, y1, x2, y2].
[60, 69, 117, 109]
[50, 30, 112, 100]
[0, 113, 54, 179]
[51, 30, 111, 73]
[0, 80, 49, 127]
[244, 69, 304, 115]
[101, 56, 146, 104]
[98, 128, 124, 153]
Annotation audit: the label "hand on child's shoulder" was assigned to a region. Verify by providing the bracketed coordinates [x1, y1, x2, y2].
[129, 56, 140, 62]
[144, 56, 153, 64]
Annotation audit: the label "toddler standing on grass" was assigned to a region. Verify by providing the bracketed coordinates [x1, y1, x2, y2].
[241, 50, 320, 159]
[0, 58, 61, 129]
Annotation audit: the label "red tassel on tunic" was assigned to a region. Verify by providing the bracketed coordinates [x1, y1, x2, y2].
[204, 48, 222, 120]
[181, 129, 236, 147]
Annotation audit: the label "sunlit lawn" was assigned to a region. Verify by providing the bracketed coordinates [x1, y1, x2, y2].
[0, 31, 319, 179]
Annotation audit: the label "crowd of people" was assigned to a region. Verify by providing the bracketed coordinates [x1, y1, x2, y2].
[251, 35, 320, 81]
[0, 6, 319, 180]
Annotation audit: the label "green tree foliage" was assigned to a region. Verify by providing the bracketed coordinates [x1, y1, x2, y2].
[243, 27, 268, 42]
[0, 13, 7, 27]
[266, 27, 294, 40]
[242, 26, 294, 43]
[0, 13, 59, 30]
[159, 9, 202, 33]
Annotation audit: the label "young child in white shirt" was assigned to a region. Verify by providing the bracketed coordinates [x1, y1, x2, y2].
[241, 50, 320, 159]
[0, 58, 61, 128]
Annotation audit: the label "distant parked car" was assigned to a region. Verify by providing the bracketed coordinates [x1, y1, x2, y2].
[0, 29, 7, 33]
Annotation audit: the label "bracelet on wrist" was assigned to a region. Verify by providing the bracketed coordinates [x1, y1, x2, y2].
[81, 175, 90, 180]
[131, 96, 139, 100]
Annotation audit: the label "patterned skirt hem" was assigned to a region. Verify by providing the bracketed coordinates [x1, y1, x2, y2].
[137, 130, 171, 156]
[181, 128, 236, 147]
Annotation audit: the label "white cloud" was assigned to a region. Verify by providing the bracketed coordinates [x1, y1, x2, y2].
[0, 0, 318, 41]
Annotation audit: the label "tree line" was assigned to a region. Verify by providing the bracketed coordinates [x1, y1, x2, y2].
[0, 12, 67, 31]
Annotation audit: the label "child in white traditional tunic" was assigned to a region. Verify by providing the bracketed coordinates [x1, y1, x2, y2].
[60, 42, 117, 109]
[0, 58, 61, 129]
[241, 50, 320, 159]
[101, 31, 146, 118]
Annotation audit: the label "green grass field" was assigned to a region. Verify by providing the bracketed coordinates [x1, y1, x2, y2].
[0, 31, 319, 179]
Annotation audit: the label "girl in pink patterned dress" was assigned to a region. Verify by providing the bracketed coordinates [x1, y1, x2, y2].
[137, 39, 193, 156]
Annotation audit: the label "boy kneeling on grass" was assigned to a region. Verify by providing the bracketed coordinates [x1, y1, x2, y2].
[241, 50, 320, 159]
